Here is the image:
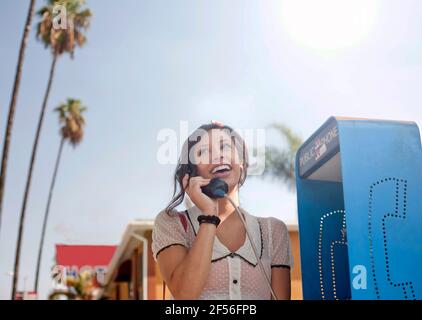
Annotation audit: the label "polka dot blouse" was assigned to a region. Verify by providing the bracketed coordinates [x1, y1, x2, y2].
[152, 205, 293, 300]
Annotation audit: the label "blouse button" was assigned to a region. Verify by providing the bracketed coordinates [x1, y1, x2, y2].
[233, 279, 238, 284]
[229, 253, 235, 258]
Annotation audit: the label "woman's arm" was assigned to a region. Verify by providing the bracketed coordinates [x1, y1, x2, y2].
[157, 222, 217, 299]
[271, 267, 291, 300]
[157, 174, 219, 299]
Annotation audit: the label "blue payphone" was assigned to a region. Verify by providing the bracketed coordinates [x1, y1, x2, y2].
[295, 117, 422, 300]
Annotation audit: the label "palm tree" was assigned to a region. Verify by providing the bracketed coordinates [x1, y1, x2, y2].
[11, 0, 91, 299]
[0, 0, 37, 237]
[258, 123, 302, 190]
[34, 98, 86, 295]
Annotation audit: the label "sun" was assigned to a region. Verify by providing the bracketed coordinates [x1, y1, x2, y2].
[279, 0, 379, 51]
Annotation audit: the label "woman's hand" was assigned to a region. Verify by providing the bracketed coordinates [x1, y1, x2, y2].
[182, 173, 218, 215]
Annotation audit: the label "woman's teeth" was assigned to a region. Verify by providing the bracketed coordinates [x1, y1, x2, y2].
[211, 164, 231, 174]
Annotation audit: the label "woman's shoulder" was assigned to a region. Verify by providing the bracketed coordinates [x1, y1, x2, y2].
[256, 215, 289, 235]
[155, 207, 184, 222]
[240, 207, 287, 228]
[152, 208, 190, 261]
[154, 208, 189, 231]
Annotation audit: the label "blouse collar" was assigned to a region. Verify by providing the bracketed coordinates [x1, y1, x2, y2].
[185, 205, 262, 267]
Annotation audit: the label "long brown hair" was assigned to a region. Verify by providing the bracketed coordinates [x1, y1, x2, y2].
[164, 123, 249, 215]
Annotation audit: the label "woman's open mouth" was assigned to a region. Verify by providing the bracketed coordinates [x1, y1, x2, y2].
[210, 164, 232, 178]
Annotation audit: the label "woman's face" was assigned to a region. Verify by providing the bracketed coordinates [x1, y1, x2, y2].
[191, 129, 243, 191]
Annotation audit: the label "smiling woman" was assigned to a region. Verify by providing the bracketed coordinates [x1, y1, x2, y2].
[151, 121, 293, 300]
[279, 0, 379, 51]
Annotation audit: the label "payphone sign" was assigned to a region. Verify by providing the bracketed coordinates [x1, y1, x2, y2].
[298, 118, 340, 178]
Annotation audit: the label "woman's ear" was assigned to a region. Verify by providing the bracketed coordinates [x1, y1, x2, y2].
[238, 163, 244, 185]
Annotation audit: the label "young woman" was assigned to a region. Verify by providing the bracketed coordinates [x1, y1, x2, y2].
[152, 121, 293, 300]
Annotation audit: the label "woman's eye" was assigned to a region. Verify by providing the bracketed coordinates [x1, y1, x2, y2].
[198, 148, 208, 156]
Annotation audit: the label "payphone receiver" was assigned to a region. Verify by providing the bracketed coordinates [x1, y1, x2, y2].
[201, 178, 228, 199]
[186, 164, 228, 199]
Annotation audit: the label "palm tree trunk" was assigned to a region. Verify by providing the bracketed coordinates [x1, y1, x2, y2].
[11, 53, 58, 300]
[0, 0, 37, 235]
[34, 137, 65, 294]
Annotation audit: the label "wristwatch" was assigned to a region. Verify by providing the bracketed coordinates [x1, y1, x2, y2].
[197, 214, 221, 227]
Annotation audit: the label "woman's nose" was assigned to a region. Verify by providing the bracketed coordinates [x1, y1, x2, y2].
[210, 146, 223, 164]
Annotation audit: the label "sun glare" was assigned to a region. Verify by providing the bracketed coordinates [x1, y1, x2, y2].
[279, 0, 379, 51]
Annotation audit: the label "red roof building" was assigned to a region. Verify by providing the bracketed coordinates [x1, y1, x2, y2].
[56, 244, 117, 269]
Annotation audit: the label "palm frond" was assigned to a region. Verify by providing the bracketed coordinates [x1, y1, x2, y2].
[253, 122, 302, 190]
[267, 123, 302, 151]
[36, 0, 92, 58]
[54, 97, 87, 146]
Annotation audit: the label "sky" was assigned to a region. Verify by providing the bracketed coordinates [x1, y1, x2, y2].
[1, 0, 422, 299]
